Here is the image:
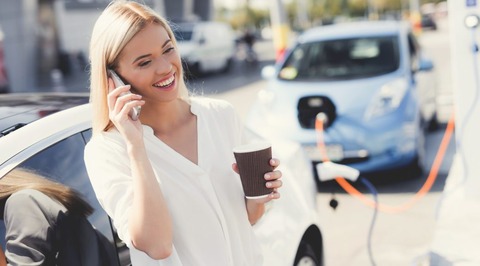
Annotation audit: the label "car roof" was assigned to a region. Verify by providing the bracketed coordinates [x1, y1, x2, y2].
[0, 94, 91, 172]
[0, 93, 89, 135]
[298, 20, 409, 43]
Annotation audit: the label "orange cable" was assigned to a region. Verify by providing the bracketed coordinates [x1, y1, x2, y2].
[316, 112, 455, 214]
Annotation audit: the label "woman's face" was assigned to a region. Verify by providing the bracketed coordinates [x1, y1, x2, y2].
[116, 23, 181, 103]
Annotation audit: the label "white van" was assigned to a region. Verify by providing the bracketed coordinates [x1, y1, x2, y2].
[173, 21, 236, 75]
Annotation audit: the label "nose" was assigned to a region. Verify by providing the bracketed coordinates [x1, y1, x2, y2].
[155, 56, 173, 75]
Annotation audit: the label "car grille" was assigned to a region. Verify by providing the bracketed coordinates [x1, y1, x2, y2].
[297, 96, 336, 129]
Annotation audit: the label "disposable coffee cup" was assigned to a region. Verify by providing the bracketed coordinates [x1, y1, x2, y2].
[233, 141, 274, 199]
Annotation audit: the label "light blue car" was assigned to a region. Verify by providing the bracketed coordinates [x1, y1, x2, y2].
[246, 21, 438, 181]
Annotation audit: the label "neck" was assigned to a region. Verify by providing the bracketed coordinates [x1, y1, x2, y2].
[140, 98, 192, 134]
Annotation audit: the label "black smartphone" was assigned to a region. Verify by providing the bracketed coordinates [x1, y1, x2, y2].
[108, 69, 141, 120]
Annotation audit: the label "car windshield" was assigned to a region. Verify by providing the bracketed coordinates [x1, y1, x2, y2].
[174, 29, 193, 41]
[278, 35, 400, 81]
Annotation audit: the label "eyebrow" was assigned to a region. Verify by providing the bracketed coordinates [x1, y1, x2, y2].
[131, 39, 172, 64]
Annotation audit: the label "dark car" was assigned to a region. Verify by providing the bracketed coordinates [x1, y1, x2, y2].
[421, 14, 437, 30]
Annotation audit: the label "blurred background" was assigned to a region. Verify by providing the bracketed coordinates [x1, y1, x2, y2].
[0, 0, 446, 94]
[4, 1, 480, 266]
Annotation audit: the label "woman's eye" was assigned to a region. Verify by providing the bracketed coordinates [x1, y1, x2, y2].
[139, 60, 151, 67]
[164, 47, 174, 54]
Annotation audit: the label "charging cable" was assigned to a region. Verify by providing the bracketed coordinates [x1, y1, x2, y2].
[315, 114, 378, 265]
[314, 111, 454, 266]
[315, 111, 455, 213]
[360, 177, 378, 266]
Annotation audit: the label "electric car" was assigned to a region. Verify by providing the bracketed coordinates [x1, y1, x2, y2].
[245, 21, 438, 181]
[0, 93, 324, 265]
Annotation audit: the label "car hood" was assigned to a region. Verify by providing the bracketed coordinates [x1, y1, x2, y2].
[264, 72, 404, 120]
[0, 93, 89, 134]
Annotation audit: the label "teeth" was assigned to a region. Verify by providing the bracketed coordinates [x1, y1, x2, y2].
[154, 76, 174, 87]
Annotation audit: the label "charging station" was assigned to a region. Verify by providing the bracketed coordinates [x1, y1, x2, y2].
[447, 0, 480, 199]
[428, 1, 480, 264]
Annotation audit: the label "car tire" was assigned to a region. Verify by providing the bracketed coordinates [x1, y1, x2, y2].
[190, 62, 202, 77]
[222, 57, 233, 73]
[294, 241, 321, 266]
[409, 123, 426, 178]
[427, 113, 439, 132]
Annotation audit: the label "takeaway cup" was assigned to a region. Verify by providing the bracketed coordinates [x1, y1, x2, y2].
[233, 142, 274, 199]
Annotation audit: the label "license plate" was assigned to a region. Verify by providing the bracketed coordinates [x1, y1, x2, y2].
[303, 144, 344, 162]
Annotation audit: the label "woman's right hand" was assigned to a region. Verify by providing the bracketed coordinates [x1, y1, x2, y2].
[107, 78, 145, 144]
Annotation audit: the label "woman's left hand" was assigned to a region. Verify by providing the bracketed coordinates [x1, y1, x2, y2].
[233, 158, 282, 224]
[232, 158, 283, 203]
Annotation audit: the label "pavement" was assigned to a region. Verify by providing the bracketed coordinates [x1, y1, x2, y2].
[429, 154, 480, 266]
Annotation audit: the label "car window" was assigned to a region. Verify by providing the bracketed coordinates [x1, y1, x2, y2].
[0, 131, 130, 265]
[174, 29, 193, 41]
[279, 36, 400, 81]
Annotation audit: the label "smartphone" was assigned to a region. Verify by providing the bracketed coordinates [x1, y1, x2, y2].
[108, 69, 141, 120]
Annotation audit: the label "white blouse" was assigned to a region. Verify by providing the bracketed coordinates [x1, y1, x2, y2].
[84, 97, 263, 266]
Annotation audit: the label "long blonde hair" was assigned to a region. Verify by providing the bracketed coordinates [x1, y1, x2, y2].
[0, 168, 93, 217]
[89, 0, 189, 134]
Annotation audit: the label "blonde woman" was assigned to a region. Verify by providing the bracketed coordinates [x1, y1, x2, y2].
[0, 168, 114, 266]
[84, 1, 283, 265]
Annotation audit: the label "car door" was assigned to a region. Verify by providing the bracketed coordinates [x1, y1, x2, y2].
[0, 129, 131, 265]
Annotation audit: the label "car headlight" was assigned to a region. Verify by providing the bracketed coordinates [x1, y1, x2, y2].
[364, 78, 408, 119]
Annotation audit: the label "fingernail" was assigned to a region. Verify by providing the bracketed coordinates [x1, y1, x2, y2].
[266, 182, 272, 188]
[264, 174, 270, 179]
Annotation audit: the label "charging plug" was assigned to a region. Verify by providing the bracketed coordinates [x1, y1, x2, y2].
[316, 161, 360, 182]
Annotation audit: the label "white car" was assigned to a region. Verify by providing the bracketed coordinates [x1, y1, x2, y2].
[173, 22, 236, 75]
[0, 93, 324, 266]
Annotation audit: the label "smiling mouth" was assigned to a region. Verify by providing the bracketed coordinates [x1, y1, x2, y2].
[153, 74, 175, 88]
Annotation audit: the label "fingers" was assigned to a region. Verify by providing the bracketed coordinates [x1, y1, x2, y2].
[268, 190, 281, 199]
[231, 163, 239, 174]
[270, 158, 280, 170]
[265, 172, 282, 190]
[107, 78, 143, 121]
[265, 168, 282, 200]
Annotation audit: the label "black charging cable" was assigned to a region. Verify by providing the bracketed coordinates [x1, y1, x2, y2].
[359, 177, 378, 266]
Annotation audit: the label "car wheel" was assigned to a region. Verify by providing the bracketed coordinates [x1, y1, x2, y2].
[222, 57, 233, 73]
[190, 62, 202, 77]
[294, 241, 321, 266]
[409, 122, 426, 178]
[427, 113, 439, 132]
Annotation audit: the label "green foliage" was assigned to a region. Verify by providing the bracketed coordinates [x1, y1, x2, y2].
[215, 5, 270, 31]
[215, 0, 447, 31]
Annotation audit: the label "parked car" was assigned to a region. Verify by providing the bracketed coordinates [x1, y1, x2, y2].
[245, 21, 438, 182]
[421, 14, 437, 31]
[0, 93, 324, 265]
[173, 21, 236, 75]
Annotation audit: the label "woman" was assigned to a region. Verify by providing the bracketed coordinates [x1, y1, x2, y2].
[0, 168, 115, 265]
[84, 1, 283, 265]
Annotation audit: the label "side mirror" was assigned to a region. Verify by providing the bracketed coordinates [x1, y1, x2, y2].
[261, 65, 276, 79]
[417, 58, 434, 72]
